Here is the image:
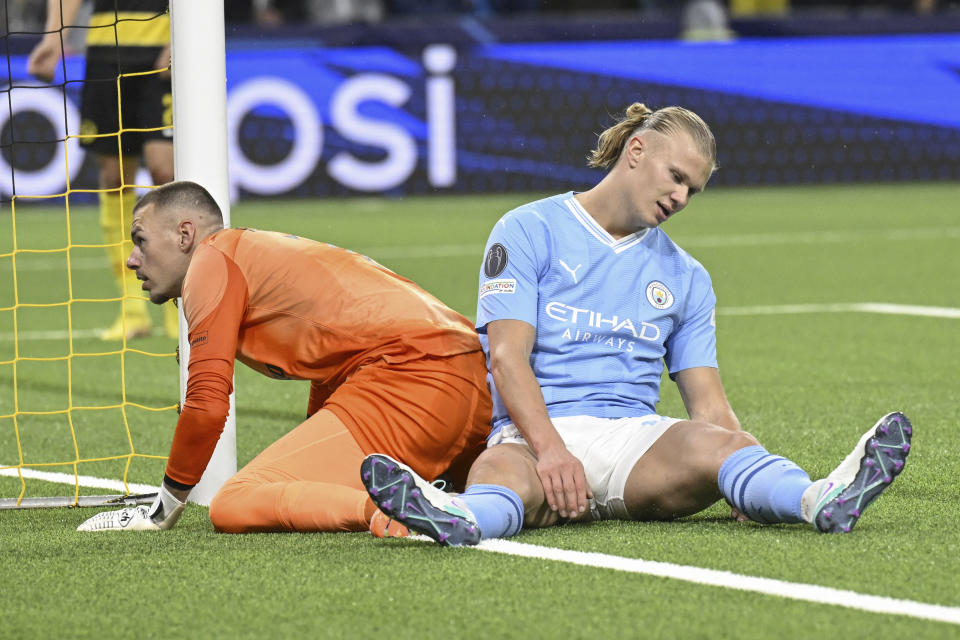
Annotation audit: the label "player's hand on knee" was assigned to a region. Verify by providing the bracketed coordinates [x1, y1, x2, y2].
[536, 446, 592, 518]
[77, 485, 186, 532]
[730, 506, 749, 523]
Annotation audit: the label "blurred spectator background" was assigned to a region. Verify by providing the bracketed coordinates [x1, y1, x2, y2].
[3, 1, 958, 32]
[3, 0, 958, 200]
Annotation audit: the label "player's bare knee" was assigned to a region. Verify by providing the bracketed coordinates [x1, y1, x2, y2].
[699, 427, 761, 482]
[97, 168, 123, 190]
[720, 428, 760, 458]
[681, 424, 760, 490]
[467, 444, 532, 487]
[148, 165, 174, 186]
[467, 444, 541, 509]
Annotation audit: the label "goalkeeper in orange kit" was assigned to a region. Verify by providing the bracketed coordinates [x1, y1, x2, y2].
[76, 181, 491, 536]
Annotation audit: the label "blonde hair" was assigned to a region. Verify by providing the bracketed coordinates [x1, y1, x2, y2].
[587, 103, 716, 172]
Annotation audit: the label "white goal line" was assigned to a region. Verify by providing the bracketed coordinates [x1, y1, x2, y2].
[4, 465, 957, 625]
[0, 466, 156, 495]
[477, 539, 960, 626]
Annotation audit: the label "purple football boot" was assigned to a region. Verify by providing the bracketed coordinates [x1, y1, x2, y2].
[361, 453, 481, 546]
[813, 412, 912, 533]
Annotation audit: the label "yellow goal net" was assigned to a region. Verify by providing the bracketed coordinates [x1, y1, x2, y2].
[1, 4, 179, 507]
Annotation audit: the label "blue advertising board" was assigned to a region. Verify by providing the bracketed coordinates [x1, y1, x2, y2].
[3, 33, 960, 201]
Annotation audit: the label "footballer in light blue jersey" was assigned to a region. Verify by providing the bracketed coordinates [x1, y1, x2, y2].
[361, 104, 912, 549]
[477, 191, 717, 433]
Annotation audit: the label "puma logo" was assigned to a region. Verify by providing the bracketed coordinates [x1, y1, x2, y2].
[559, 260, 582, 283]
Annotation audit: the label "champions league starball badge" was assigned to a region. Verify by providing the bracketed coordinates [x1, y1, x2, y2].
[484, 243, 508, 278]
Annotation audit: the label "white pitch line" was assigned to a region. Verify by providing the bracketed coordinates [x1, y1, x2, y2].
[3, 302, 956, 343]
[2, 225, 959, 272]
[367, 226, 960, 255]
[0, 327, 170, 341]
[0, 257, 109, 272]
[4, 466, 956, 625]
[678, 225, 960, 248]
[719, 302, 960, 319]
[0, 328, 110, 341]
[477, 539, 960, 626]
[0, 467, 156, 494]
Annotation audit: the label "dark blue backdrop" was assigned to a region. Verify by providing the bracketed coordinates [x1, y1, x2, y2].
[3, 31, 959, 201]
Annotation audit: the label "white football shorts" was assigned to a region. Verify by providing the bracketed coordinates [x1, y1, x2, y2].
[486, 414, 680, 520]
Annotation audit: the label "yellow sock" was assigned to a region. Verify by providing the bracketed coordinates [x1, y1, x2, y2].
[100, 190, 151, 335]
[163, 301, 179, 338]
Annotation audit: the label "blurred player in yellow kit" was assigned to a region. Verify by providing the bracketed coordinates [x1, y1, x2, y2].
[75, 181, 491, 535]
[29, 0, 178, 339]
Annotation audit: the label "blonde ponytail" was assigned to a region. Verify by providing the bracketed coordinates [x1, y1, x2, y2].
[587, 103, 716, 172]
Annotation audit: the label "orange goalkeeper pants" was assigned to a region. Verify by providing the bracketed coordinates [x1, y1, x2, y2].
[208, 351, 491, 533]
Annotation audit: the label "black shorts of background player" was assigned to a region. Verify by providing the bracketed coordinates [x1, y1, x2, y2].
[29, 0, 177, 340]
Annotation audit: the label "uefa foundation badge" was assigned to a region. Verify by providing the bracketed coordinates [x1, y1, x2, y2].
[645, 281, 674, 310]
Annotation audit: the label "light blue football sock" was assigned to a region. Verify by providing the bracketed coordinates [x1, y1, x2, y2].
[717, 445, 812, 524]
[459, 484, 524, 539]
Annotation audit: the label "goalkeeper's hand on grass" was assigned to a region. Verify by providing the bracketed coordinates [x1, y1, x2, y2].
[77, 484, 186, 532]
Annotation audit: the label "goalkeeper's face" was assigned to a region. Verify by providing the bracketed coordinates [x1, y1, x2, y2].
[127, 204, 194, 304]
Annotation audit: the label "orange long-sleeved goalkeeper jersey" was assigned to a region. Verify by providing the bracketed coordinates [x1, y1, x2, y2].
[165, 228, 483, 487]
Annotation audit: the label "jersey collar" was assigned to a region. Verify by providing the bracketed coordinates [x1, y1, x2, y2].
[564, 196, 650, 254]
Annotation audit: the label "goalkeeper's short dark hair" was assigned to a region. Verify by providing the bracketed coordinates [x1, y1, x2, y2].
[133, 180, 223, 225]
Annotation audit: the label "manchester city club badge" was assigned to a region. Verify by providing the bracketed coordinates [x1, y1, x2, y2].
[645, 280, 674, 310]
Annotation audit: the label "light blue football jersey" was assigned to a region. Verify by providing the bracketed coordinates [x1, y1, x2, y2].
[476, 192, 718, 432]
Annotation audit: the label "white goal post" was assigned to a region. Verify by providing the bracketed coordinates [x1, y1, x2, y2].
[169, 0, 236, 506]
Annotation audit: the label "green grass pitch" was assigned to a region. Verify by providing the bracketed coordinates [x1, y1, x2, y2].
[1, 182, 959, 638]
